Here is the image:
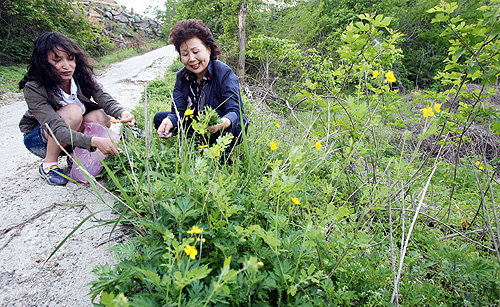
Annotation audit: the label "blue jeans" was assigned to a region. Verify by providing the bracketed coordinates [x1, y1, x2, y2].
[23, 124, 47, 158]
[23, 124, 73, 159]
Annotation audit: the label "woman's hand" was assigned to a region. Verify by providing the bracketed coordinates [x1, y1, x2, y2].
[120, 111, 135, 126]
[209, 117, 231, 134]
[157, 117, 174, 138]
[91, 136, 119, 155]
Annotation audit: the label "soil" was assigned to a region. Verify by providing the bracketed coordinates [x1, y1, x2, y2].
[0, 45, 178, 306]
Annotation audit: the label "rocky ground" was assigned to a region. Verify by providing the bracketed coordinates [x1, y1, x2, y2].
[0, 45, 177, 306]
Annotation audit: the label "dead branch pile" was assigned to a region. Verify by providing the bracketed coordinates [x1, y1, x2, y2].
[419, 124, 500, 163]
[245, 84, 308, 112]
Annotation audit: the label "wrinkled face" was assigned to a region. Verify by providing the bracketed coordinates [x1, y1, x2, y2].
[179, 36, 211, 82]
[47, 46, 76, 84]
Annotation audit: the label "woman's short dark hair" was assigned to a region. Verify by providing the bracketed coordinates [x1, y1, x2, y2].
[19, 32, 97, 97]
[170, 19, 221, 61]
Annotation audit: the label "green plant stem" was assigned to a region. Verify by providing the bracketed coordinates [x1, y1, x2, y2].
[446, 84, 484, 222]
[144, 84, 157, 220]
[475, 162, 500, 267]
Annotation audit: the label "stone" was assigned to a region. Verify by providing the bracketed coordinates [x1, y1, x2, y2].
[104, 11, 113, 20]
[114, 14, 129, 23]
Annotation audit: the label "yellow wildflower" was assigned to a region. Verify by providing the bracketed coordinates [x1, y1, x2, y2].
[315, 141, 322, 151]
[187, 226, 202, 234]
[480, 165, 485, 170]
[291, 197, 301, 205]
[270, 141, 277, 151]
[184, 244, 198, 259]
[185, 109, 194, 116]
[275, 122, 280, 128]
[257, 262, 264, 267]
[476, 161, 481, 166]
[434, 103, 441, 113]
[385, 71, 396, 83]
[422, 107, 434, 118]
[372, 70, 381, 79]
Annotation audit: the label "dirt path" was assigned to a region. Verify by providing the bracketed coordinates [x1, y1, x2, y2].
[0, 45, 177, 306]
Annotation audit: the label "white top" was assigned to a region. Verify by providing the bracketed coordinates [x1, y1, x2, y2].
[58, 78, 86, 114]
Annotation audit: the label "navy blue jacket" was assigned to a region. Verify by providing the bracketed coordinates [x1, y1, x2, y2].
[168, 60, 247, 128]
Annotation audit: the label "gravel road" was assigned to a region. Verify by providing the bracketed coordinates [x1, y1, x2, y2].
[0, 45, 177, 306]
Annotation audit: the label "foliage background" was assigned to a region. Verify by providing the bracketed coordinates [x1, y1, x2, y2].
[89, 1, 500, 305]
[1, 0, 499, 305]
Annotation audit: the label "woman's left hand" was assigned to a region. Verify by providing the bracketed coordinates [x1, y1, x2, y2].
[209, 117, 231, 134]
[120, 111, 135, 126]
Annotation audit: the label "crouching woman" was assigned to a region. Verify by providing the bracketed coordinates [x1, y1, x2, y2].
[19, 32, 135, 185]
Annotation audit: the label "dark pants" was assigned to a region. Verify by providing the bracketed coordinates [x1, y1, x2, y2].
[153, 111, 248, 158]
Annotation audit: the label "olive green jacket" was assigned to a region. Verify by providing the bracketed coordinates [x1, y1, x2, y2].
[19, 80, 125, 151]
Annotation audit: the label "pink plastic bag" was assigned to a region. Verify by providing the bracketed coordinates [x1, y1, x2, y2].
[69, 122, 120, 183]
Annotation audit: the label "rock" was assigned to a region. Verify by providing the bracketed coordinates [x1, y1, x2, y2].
[104, 11, 113, 20]
[136, 21, 150, 30]
[114, 14, 129, 23]
[122, 11, 133, 18]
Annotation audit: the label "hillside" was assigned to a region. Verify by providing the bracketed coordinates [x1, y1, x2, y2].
[80, 0, 163, 50]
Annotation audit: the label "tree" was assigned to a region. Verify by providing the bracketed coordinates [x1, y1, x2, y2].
[0, 0, 112, 65]
[237, 0, 246, 81]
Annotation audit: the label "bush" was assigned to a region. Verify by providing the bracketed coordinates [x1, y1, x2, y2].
[0, 0, 113, 65]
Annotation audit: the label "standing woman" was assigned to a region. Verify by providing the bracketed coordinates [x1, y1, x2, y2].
[19, 32, 135, 186]
[154, 19, 248, 161]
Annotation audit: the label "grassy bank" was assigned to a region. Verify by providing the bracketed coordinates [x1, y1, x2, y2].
[88, 61, 500, 305]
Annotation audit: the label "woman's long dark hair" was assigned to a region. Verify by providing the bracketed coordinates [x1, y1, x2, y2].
[19, 32, 97, 97]
[170, 19, 221, 60]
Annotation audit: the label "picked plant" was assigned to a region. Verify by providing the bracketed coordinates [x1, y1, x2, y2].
[190, 106, 222, 137]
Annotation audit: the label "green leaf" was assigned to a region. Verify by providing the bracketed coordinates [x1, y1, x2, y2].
[342, 31, 355, 43]
[337, 207, 350, 218]
[221, 285, 231, 295]
[373, 15, 391, 27]
[435, 13, 450, 22]
[135, 268, 162, 289]
[444, 2, 458, 14]
[100, 292, 115, 305]
[427, 6, 442, 13]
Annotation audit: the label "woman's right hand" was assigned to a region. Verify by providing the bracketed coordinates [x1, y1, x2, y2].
[91, 136, 119, 155]
[157, 117, 174, 138]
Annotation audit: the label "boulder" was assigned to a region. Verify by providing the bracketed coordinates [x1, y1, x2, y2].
[114, 14, 130, 23]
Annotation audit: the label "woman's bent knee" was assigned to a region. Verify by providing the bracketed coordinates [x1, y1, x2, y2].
[57, 104, 84, 129]
[84, 109, 111, 127]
